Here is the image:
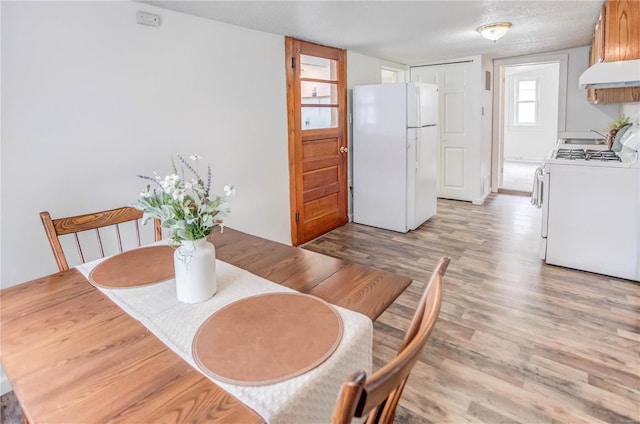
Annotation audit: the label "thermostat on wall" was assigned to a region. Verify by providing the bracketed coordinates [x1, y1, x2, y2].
[137, 11, 161, 27]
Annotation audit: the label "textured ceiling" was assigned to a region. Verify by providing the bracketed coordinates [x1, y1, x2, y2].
[141, 1, 603, 64]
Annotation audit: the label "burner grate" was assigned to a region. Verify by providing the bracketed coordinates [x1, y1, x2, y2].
[585, 150, 622, 162]
[555, 148, 586, 160]
[554, 148, 623, 162]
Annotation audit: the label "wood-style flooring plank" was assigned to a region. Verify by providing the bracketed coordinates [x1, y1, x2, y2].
[303, 194, 640, 424]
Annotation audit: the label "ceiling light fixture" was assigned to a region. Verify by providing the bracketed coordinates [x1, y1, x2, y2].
[477, 22, 512, 42]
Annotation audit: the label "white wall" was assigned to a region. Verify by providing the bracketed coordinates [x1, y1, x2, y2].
[562, 46, 619, 134]
[620, 103, 640, 125]
[1, 1, 291, 290]
[468, 55, 488, 204]
[494, 45, 620, 136]
[504, 63, 560, 162]
[465, 55, 493, 204]
[480, 55, 494, 200]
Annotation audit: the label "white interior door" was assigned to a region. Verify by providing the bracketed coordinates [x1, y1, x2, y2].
[411, 63, 473, 201]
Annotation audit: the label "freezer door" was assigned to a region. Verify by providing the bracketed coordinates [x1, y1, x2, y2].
[408, 126, 438, 230]
[407, 82, 439, 127]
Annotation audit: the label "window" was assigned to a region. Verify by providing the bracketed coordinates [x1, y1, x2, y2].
[515, 78, 537, 125]
[381, 65, 406, 84]
[381, 68, 398, 84]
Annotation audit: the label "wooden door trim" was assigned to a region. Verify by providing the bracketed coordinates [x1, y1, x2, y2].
[285, 36, 299, 245]
[285, 36, 348, 246]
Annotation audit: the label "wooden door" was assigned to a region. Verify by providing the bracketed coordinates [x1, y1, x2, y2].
[285, 37, 348, 245]
[411, 63, 474, 201]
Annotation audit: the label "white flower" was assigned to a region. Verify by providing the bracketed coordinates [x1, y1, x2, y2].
[190, 154, 201, 161]
[224, 184, 236, 196]
[172, 188, 185, 202]
[161, 174, 180, 193]
[134, 154, 235, 243]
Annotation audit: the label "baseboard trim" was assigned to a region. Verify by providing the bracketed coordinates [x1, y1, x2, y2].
[497, 188, 531, 197]
[472, 192, 490, 205]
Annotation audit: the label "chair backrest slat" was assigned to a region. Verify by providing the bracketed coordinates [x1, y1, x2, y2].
[134, 220, 141, 246]
[95, 228, 105, 258]
[115, 223, 123, 252]
[40, 207, 162, 272]
[73, 233, 85, 264]
[331, 256, 449, 424]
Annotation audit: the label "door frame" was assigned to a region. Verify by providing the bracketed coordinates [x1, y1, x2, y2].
[285, 37, 348, 246]
[491, 53, 568, 191]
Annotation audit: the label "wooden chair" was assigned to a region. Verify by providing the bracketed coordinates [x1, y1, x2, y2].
[331, 256, 450, 424]
[40, 207, 162, 271]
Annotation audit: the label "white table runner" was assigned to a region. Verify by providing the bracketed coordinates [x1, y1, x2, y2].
[76, 247, 373, 423]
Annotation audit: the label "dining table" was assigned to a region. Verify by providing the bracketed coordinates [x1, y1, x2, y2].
[0, 227, 413, 423]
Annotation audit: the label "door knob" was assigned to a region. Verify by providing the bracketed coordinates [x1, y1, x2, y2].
[340, 146, 348, 153]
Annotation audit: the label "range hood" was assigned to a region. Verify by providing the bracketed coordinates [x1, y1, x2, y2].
[579, 59, 640, 89]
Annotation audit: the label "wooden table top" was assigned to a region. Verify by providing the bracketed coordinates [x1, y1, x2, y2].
[0, 228, 412, 423]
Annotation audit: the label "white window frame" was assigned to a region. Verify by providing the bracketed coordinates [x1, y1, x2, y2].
[514, 77, 538, 126]
[381, 67, 399, 84]
[380, 63, 406, 84]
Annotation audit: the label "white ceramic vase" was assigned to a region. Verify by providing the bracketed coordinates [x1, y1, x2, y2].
[174, 237, 217, 303]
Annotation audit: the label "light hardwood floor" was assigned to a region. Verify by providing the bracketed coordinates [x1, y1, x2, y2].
[303, 194, 640, 424]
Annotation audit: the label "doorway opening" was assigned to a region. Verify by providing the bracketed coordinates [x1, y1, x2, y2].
[500, 62, 560, 192]
[492, 53, 568, 195]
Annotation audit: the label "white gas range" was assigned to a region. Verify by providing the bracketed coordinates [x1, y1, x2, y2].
[532, 126, 640, 281]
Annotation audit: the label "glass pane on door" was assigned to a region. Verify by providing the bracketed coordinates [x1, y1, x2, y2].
[301, 81, 338, 103]
[302, 106, 338, 130]
[300, 55, 336, 81]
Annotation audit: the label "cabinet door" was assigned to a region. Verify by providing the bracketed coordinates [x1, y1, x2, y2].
[604, 0, 640, 61]
[594, 5, 605, 62]
[589, 0, 640, 104]
[589, 6, 604, 103]
[588, 40, 597, 103]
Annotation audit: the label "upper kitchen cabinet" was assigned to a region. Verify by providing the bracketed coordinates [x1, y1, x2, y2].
[604, 0, 640, 61]
[588, 0, 640, 104]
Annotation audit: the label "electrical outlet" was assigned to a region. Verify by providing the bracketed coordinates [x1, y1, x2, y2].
[137, 11, 160, 27]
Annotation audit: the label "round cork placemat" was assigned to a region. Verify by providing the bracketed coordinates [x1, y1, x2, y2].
[193, 292, 343, 385]
[89, 245, 175, 288]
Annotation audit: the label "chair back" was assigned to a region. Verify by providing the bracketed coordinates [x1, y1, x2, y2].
[40, 207, 162, 271]
[331, 257, 449, 424]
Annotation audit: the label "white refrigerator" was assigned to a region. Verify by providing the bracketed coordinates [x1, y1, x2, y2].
[353, 82, 439, 233]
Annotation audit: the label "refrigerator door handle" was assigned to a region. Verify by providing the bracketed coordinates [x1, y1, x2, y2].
[416, 86, 422, 127]
[415, 131, 420, 169]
